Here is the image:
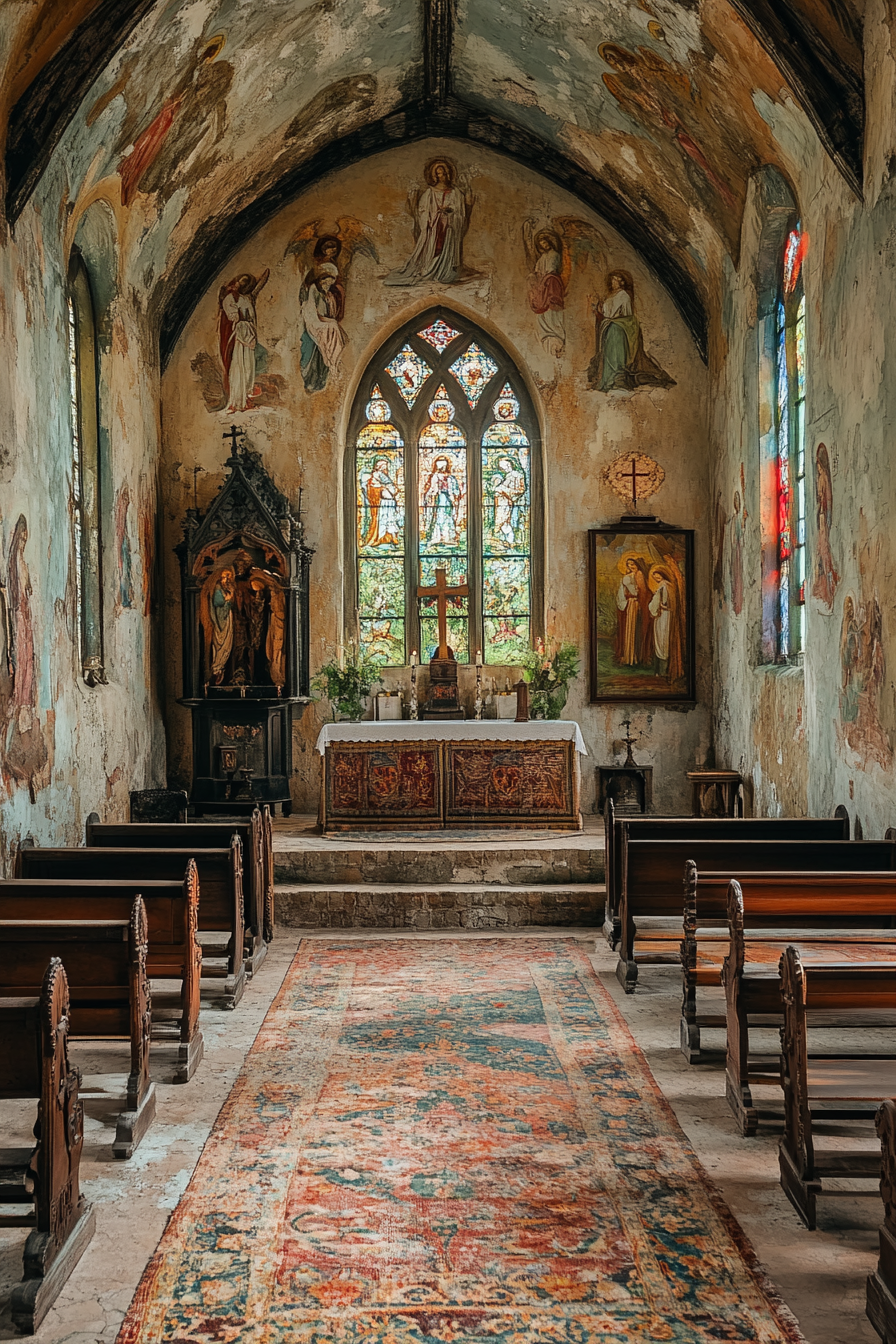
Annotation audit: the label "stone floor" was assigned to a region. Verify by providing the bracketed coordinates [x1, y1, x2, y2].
[0, 928, 881, 1344]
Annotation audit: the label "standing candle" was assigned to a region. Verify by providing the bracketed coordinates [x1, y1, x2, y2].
[411, 649, 418, 667]
[476, 649, 482, 666]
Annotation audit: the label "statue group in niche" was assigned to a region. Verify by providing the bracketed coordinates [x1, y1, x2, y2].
[199, 549, 286, 692]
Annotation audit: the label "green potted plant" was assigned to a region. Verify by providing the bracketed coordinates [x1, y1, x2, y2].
[519, 637, 580, 720]
[312, 642, 383, 721]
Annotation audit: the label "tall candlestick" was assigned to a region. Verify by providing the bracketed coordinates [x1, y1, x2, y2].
[411, 649, 418, 667]
[474, 660, 483, 720]
[476, 649, 482, 667]
[409, 659, 418, 719]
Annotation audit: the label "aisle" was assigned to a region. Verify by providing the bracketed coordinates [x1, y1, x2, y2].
[117, 938, 803, 1344]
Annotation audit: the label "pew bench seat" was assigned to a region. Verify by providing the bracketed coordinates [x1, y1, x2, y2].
[0, 960, 95, 1333]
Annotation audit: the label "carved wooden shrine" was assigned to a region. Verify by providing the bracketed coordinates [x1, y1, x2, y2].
[176, 427, 312, 815]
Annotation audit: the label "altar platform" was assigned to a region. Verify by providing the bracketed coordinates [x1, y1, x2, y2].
[315, 720, 586, 832]
[272, 813, 605, 930]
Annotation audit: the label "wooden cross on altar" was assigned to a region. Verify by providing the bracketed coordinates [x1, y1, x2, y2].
[417, 566, 469, 659]
[624, 457, 652, 510]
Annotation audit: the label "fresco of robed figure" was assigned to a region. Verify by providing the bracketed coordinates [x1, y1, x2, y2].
[385, 158, 475, 287]
[588, 527, 694, 702]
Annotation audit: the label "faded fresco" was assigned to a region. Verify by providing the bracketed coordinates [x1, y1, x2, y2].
[812, 442, 840, 608]
[385, 158, 475, 287]
[287, 218, 378, 394]
[586, 271, 674, 392]
[521, 217, 604, 359]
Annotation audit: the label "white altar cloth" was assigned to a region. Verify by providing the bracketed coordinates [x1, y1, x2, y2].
[315, 719, 587, 756]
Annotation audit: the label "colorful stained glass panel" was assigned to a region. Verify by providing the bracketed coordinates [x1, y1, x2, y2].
[420, 615, 468, 664]
[482, 446, 530, 555]
[418, 319, 461, 352]
[450, 343, 498, 407]
[360, 618, 405, 666]
[418, 446, 467, 555]
[386, 345, 432, 406]
[357, 448, 404, 555]
[483, 616, 530, 664]
[419, 555, 469, 590]
[359, 556, 404, 618]
[483, 557, 530, 615]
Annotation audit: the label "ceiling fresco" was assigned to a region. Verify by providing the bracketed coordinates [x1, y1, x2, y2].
[0, 0, 865, 361]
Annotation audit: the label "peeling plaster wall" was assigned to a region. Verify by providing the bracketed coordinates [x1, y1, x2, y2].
[162, 140, 711, 815]
[712, 0, 896, 834]
[0, 187, 166, 873]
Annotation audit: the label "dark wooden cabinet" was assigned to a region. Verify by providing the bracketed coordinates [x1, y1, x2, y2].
[176, 428, 312, 814]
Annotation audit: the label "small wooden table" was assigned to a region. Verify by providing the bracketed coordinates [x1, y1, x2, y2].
[316, 721, 586, 831]
[686, 769, 742, 818]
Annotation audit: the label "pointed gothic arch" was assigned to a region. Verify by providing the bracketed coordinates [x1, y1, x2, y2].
[345, 308, 544, 666]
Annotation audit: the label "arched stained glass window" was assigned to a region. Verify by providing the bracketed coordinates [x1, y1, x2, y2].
[756, 168, 807, 663]
[349, 312, 541, 665]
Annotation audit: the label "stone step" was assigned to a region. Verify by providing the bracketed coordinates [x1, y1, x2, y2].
[275, 881, 606, 930]
[274, 842, 603, 887]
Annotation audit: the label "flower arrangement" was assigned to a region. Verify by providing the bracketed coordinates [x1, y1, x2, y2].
[312, 642, 383, 721]
[519, 637, 580, 720]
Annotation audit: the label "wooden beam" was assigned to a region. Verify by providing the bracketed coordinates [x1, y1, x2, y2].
[423, 0, 455, 106]
[727, 0, 864, 197]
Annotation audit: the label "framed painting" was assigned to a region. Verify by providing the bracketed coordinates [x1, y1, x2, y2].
[588, 523, 695, 703]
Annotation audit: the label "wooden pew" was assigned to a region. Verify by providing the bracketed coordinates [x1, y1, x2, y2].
[0, 958, 96, 1334]
[0, 864, 203, 1081]
[85, 806, 272, 974]
[617, 836, 896, 991]
[867, 1098, 896, 1343]
[603, 798, 849, 946]
[720, 875, 896, 1133]
[17, 839, 245, 1008]
[681, 862, 896, 1062]
[778, 946, 896, 1228]
[0, 898, 154, 1159]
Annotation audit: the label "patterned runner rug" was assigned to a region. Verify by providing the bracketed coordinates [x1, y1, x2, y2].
[119, 938, 803, 1343]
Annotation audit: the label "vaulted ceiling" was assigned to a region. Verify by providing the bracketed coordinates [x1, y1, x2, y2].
[0, 0, 865, 362]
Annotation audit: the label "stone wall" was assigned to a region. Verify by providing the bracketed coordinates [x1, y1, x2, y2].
[161, 139, 711, 815]
[0, 183, 166, 871]
[711, 0, 896, 835]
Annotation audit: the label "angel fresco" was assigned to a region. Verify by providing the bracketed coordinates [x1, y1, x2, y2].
[117, 34, 232, 207]
[812, 443, 840, 608]
[586, 270, 675, 393]
[522, 216, 605, 358]
[217, 269, 270, 412]
[286, 218, 378, 394]
[384, 158, 474, 287]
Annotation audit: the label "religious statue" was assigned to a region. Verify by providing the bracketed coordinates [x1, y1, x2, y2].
[199, 547, 286, 692]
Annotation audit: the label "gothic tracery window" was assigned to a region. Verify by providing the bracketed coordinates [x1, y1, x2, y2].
[350, 312, 541, 665]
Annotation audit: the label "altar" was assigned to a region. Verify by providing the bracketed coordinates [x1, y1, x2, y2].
[315, 721, 586, 832]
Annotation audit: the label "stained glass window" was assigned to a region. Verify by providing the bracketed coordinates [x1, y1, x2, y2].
[352, 314, 539, 667]
[449, 342, 498, 407]
[386, 345, 432, 407]
[761, 208, 807, 663]
[418, 319, 461, 352]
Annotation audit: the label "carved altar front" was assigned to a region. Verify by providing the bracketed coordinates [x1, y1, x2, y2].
[176, 428, 312, 815]
[315, 722, 585, 831]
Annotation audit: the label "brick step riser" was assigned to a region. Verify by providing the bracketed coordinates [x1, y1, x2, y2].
[276, 887, 602, 930]
[274, 853, 604, 887]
